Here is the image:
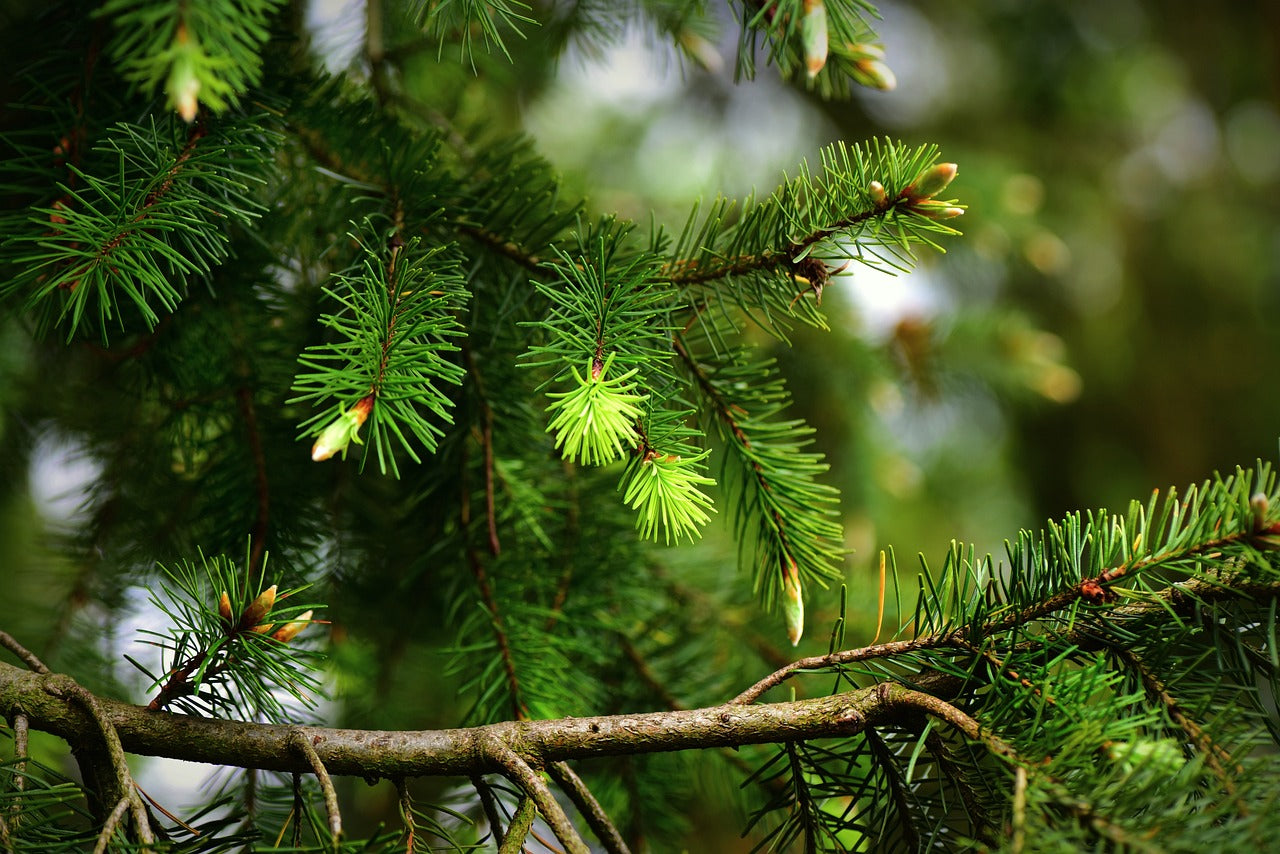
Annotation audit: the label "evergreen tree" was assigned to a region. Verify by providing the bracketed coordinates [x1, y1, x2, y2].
[0, 2, 1277, 852]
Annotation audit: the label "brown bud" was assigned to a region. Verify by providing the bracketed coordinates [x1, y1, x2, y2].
[217, 591, 233, 626]
[238, 584, 277, 630]
[802, 0, 829, 79]
[271, 610, 314, 643]
[782, 558, 804, 646]
[916, 205, 965, 220]
[853, 57, 896, 90]
[903, 163, 958, 202]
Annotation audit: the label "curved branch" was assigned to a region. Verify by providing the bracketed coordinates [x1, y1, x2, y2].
[548, 761, 632, 854]
[0, 633, 49, 675]
[42, 675, 153, 849]
[484, 735, 587, 854]
[91, 797, 131, 854]
[291, 728, 342, 842]
[497, 795, 536, 854]
[0, 660, 888, 779]
[734, 572, 1280, 705]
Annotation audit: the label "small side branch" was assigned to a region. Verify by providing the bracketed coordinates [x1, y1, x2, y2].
[484, 735, 588, 854]
[13, 712, 28, 807]
[0, 633, 49, 674]
[91, 797, 131, 854]
[547, 761, 632, 854]
[733, 635, 955, 705]
[44, 675, 153, 849]
[394, 777, 415, 854]
[497, 794, 536, 854]
[471, 775, 505, 848]
[291, 729, 342, 843]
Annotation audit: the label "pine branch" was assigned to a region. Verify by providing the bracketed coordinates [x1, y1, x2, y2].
[547, 761, 632, 854]
[0, 656, 932, 776]
[291, 224, 469, 475]
[2, 113, 273, 341]
[674, 334, 842, 643]
[99, 0, 284, 119]
[659, 139, 962, 339]
[290, 729, 342, 843]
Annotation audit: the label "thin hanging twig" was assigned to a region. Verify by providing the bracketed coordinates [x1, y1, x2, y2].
[394, 777, 415, 853]
[483, 736, 588, 854]
[497, 794, 536, 854]
[547, 761, 632, 854]
[471, 775, 506, 848]
[291, 729, 342, 843]
[46, 676, 153, 849]
[91, 797, 131, 854]
[12, 713, 28, 817]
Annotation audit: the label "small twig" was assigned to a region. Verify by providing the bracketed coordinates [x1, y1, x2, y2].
[289, 772, 303, 847]
[45, 676, 153, 848]
[471, 775, 506, 848]
[91, 797, 131, 854]
[0, 633, 49, 674]
[394, 777, 415, 854]
[133, 781, 199, 836]
[529, 827, 567, 853]
[13, 712, 28, 817]
[291, 730, 342, 844]
[733, 635, 956, 705]
[547, 761, 632, 854]
[134, 783, 199, 839]
[0, 810, 11, 853]
[497, 794, 536, 854]
[240, 767, 259, 843]
[483, 736, 588, 854]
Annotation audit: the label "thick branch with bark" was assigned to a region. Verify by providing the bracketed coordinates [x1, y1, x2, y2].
[0, 660, 914, 778]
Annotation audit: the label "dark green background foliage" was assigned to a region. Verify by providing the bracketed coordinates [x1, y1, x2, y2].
[0, 0, 1279, 851]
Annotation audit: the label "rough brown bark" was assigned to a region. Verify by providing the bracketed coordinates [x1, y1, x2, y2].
[0, 660, 948, 780]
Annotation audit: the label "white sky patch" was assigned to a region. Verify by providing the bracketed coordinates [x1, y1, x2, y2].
[307, 0, 364, 72]
[560, 29, 685, 107]
[835, 263, 951, 340]
[854, 2, 950, 127]
[28, 431, 100, 522]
